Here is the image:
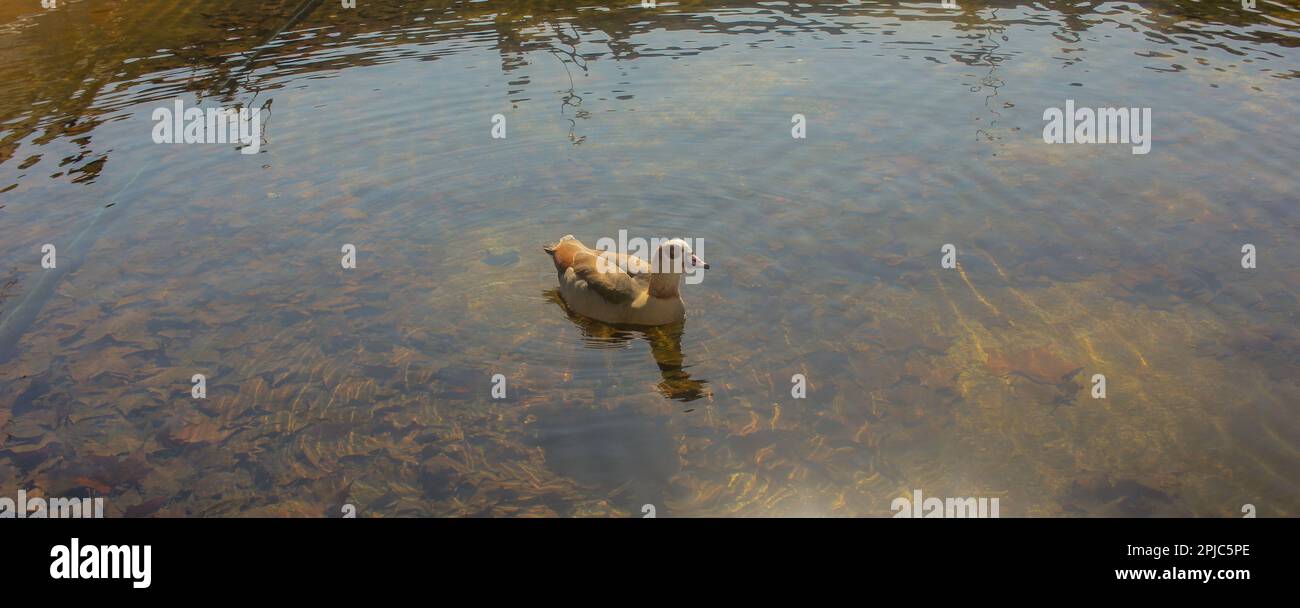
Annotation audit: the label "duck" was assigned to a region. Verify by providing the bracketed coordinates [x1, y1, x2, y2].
[543, 234, 709, 325]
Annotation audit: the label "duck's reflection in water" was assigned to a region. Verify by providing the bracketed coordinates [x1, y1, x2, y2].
[544, 290, 709, 402]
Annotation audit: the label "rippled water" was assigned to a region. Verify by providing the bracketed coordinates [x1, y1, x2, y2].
[0, 0, 1297, 517]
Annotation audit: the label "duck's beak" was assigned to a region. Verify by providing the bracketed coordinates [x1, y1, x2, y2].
[691, 254, 710, 270]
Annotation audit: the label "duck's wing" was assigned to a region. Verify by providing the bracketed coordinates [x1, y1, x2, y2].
[610, 251, 653, 276]
[570, 250, 642, 304]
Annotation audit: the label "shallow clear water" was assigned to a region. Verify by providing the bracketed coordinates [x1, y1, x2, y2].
[0, 0, 1297, 517]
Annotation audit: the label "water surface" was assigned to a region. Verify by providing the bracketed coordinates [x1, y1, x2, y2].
[0, 0, 1297, 517]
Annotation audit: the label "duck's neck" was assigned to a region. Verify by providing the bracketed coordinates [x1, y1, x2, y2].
[649, 272, 682, 299]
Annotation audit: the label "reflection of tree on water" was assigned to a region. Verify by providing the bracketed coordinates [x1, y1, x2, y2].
[0, 0, 313, 177]
[544, 290, 710, 404]
[953, 5, 1011, 147]
[549, 22, 589, 145]
[5, 0, 1294, 180]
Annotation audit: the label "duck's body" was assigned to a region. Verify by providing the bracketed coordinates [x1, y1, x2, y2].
[557, 273, 686, 326]
[543, 235, 707, 326]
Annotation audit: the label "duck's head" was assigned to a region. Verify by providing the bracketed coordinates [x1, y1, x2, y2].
[653, 238, 709, 274]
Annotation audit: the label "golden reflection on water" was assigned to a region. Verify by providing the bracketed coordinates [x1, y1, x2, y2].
[0, 1, 1297, 517]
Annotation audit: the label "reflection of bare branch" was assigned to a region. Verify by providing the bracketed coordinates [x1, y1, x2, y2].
[221, 0, 326, 108]
[549, 22, 589, 145]
[973, 7, 1006, 145]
